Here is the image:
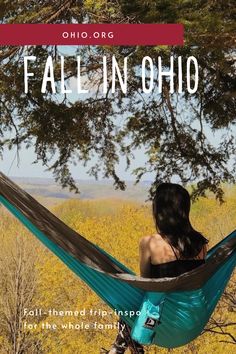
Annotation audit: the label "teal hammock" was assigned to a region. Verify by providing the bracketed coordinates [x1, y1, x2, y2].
[0, 172, 235, 349]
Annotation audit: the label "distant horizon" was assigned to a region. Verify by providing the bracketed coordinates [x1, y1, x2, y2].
[2, 174, 152, 204]
[10, 175, 152, 184]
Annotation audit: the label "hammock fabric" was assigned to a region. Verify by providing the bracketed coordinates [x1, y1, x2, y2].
[0, 172, 235, 348]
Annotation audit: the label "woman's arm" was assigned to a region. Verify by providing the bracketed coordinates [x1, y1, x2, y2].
[139, 236, 151, 277]
[195, 243, 208, 260]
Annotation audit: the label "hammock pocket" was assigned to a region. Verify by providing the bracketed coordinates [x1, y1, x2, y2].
[0, 172, 235, 348]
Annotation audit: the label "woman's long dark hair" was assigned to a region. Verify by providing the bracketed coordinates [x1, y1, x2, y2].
[153, 183, 208, 259]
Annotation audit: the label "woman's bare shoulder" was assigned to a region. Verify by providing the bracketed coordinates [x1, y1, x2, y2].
[139, 234, 163, 250]
[139, 235, 151, 249]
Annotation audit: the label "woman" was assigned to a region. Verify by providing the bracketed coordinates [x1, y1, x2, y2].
[105, 183, 208, 354]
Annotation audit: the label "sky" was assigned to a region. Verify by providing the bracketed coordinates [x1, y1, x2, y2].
[0, 143, 154, 181]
